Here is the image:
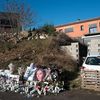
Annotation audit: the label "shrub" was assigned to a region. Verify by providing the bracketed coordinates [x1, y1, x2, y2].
[32, 37, 77, 71]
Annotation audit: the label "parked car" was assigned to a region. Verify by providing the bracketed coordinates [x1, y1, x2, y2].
[81, 55, 100, 71]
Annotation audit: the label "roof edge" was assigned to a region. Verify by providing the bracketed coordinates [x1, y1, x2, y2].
[55, 17, 100, 28]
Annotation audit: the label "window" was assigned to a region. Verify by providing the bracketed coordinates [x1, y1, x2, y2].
[76, 44, 78, 48]
[76, 49, 78, 52]
[98, 44, 100, 47]
[0, 19, 17, 28]
[76, 54, 79, 57]
[0, 19, 10, 25]
[80, 25, 84, 31]
[89, 27, 97, 33]
[64, 27, 73, 33]
[89, 23, 97, 33]
[85, 57, 100, 65]
[99, 22, 100, 27]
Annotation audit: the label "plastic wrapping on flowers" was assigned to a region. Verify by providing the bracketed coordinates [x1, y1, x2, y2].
[0, 66, 64, 98]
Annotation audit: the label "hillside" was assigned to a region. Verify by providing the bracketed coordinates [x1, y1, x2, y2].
[0, 37, 77, 71]
[0, 40, 34, 68]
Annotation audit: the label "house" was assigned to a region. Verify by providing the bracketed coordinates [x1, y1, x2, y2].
[0, 12, 22, 33]
[55, 17, 100, 65]
[55, 17, 100, 38]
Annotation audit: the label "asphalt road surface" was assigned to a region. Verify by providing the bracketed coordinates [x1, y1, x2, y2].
[0, 89, 100, 100]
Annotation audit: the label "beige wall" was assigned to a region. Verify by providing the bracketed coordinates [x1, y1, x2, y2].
[61, 42, 79, 61]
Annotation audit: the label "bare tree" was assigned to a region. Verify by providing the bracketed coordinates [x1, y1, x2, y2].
[5, 0, 37, 31]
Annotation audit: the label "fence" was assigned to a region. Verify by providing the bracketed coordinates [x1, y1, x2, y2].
[81, 69, 100, 91]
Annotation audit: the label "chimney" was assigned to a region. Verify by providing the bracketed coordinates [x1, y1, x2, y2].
[77, 18, 80, 22]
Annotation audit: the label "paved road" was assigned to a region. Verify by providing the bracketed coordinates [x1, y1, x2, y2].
[0, 89, 100, 100]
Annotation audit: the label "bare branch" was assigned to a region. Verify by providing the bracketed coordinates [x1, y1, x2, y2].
[5, 0, 36, 30]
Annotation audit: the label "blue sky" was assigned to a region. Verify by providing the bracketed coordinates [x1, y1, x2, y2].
[0, 0, 100, 27]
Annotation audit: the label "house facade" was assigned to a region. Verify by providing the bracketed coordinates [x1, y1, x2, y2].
[56, 17, 100, 65]
[55, 17, 100, 38]
[0, 12, 21, 33]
